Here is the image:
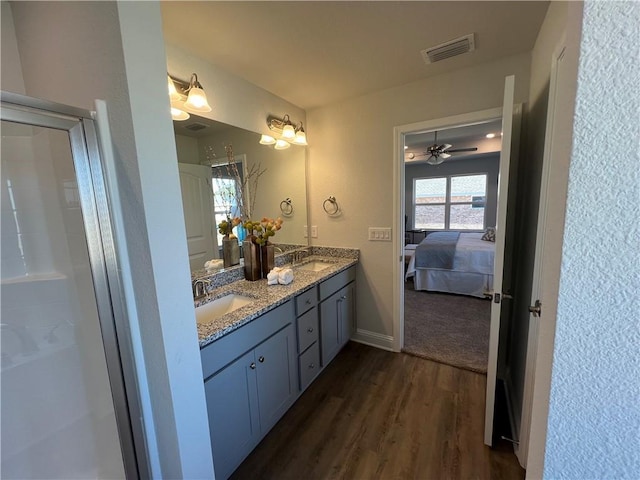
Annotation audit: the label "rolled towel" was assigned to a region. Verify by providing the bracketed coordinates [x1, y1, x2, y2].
[267, 267, 282, 286]
[278, 268, 294, 285]
[204, 259, 223, 271]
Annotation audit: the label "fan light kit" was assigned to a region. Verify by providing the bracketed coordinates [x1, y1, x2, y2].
[260, 114, 308, 149]
[408, 130, 479, 165]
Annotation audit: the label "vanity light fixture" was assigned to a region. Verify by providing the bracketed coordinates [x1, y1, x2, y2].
[262, 114, 308, 148]
[167, 72, 213, 121]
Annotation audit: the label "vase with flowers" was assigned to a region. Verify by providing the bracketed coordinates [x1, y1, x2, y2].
[218, 216, 241, 267]
[243, 217, 284, 280]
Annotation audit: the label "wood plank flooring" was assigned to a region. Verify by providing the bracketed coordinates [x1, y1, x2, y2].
[231, 342, 524, 480]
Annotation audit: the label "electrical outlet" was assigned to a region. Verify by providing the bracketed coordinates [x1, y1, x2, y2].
[303, 225, 308, 238]
[368, 227, 392, 241]
[311, 225, 318, 238]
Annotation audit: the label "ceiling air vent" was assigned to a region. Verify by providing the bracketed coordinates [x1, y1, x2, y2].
[421, 33, 475, 64]
[185, 122, 208, 132]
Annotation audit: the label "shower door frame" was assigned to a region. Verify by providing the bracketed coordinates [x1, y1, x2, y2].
[1, 91, 146, 479]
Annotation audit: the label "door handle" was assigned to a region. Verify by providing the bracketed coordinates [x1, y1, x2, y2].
[529, 300, 542, 317]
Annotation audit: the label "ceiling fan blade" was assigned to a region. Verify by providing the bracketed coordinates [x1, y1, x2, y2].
[439, 144, 453, 151]
[447, 147, 478, 153]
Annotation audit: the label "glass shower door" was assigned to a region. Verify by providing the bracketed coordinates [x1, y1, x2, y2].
[1, 97, 135, 478]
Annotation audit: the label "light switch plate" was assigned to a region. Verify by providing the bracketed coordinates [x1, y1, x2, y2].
[310, 225, 318, 238]
[368, 227, 392, 241]
[303, 225, 308, 238]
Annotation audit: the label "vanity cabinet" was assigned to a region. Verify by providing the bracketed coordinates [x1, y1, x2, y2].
[295, 288, 320, 391]
[319, 266, 356, 366]
[201, 301, 297, 480]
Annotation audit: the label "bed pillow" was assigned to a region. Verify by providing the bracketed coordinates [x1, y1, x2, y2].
[481, 227, 496, 242]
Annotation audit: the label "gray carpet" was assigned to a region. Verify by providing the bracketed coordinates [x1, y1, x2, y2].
[403, 282, 491, 373]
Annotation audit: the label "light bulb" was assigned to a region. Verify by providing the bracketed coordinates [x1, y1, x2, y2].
[184, 87, 212, 113]
[168, 76, 181, 101]
[171, 107, 189, 121]
[282, 124, 296, 140]
[486, 133, 496, 139]
[259, 135, 276, 145]
[274, 139, 291, 150]
[292, 130, 308, 146]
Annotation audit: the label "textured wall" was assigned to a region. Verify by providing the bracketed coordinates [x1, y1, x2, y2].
[544, 1, 640, 478]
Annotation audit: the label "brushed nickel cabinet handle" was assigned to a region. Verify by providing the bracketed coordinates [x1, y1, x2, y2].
[258, 356, 265, 363]
[250, 362, 256, 369]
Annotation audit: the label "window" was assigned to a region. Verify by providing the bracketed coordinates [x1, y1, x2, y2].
[414, 174, 487, 230]
[212, 162, 244, 247]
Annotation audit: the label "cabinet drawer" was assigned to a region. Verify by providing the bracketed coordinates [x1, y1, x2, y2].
[295, 288, 317, 315]
[298, 342, 320, 391]
[319, 266, 356, 300]
[296, 308, 318, 353]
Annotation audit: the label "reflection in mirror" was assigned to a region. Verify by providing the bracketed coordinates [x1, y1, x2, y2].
[173, 115, 308, 275]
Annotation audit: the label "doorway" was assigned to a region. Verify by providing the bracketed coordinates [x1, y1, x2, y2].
[393, 76, 521, 447]
[401, 120, 502, 374]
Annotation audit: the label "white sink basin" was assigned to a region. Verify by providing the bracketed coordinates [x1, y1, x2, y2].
[296, 260, 334, 272]
[195, 294, 253, 325]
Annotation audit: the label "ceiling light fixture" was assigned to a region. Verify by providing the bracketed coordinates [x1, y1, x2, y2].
[486, 133, 496, 139]
[167, 72, 213, 121]
[262, 114, 308, 149]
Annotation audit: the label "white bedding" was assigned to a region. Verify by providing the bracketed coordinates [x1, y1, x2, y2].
[405, 232, 495, 298]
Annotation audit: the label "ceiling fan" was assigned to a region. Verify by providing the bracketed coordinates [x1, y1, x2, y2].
[411, 130, 478, 165]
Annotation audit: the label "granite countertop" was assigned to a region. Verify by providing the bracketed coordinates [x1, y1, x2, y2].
[196, 254, 358, 348]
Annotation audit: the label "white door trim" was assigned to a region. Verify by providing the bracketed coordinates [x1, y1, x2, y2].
[392, 106, 503, 352]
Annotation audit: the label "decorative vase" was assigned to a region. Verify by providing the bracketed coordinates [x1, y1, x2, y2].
[222, 236, 240, 268]
[243, 237, 262, 281]
[260, 244, 275, 278]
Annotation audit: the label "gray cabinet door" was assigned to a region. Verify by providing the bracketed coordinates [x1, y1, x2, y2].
[204, 349, 260, 480]
[321, 282, 355, 366]
[320, 289, 342, 366]
[255, 324, 297, 433]
[338, 282, 355, 348]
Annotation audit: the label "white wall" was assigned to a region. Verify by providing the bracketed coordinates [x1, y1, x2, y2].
[543, 1, 640, 477]
[6, 2, 214, 478]
[307, 53, 531, 347]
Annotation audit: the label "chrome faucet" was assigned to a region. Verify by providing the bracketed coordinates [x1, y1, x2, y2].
[290, 249, 310, 265]
[192, 278, 211, 299]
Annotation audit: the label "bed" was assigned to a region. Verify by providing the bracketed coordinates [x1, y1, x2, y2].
[405, 232, 495, 298]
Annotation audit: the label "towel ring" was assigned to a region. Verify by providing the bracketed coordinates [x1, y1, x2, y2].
[323, 196, 340, 216]
[280, 198, 294, 216]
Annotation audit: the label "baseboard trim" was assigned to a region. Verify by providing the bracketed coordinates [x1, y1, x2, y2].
[351, 329, 396, 351]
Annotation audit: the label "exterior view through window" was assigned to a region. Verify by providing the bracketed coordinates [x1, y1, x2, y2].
[414, 174, 487, 230]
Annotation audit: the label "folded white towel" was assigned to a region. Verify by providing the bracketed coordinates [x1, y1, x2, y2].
[278, 268, 294, 285]
[267, 267, 282, 285]
[204, 259, 223, 271]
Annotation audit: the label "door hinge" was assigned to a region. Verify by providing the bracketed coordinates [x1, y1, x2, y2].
[494, 292, 513, 303]
[529, 299, 542, 317]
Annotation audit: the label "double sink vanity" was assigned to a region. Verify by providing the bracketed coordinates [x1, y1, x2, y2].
[194, 247, 359, 479]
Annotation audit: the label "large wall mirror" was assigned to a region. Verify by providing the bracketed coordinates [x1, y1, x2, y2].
[173, 115, 308, 275]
